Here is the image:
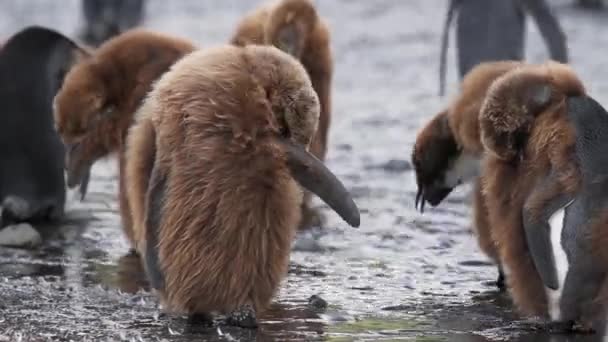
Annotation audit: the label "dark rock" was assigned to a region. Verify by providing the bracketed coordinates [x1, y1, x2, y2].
[308, 294, 328, 311]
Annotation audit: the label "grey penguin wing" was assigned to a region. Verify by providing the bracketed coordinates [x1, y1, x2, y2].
[522, 170, 574, 290]
[143, 158, 166, 291]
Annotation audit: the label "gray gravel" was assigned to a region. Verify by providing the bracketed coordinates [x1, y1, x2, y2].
[0, 1, 607, 341]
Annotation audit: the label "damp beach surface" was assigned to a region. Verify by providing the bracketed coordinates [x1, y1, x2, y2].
[1, 1, 608, 341]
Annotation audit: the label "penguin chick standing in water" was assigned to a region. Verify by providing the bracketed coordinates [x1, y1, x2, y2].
[230, 0, 333, 229]
[53, 29, 196, 247]
[411, 60, 522, 289]
[478, 61, 601, 328]
[124, 45, 359, 327]
[482, 62, 608, 333]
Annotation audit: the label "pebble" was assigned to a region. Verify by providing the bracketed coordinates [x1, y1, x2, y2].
[0, 223, 42, 248]
[308, 294, 328, 311]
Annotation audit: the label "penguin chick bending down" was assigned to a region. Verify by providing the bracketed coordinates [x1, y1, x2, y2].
[483, 62, 608, 333]
[230, 0, 333, 229]
[478, 61, 602, 328]
[412, 61, 522, 211]
[53, 29, 196, 246]
[124, 45, 359, 327]
[411, 61, 522, 289]
[0, 26, 89, 231]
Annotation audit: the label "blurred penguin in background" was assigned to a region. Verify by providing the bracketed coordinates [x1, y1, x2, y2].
[79, 0, 146, 46]
[576, 0, 604, 9]
[438, 0, 569, 96]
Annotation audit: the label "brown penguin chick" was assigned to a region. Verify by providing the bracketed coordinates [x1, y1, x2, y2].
[124, 45, 359, 327]
[412, 60, 522, 211]
[53, 29, 196, 246]
[482, 63, 608, 333]
[230, 0, 333, 229]
[411, 60, 522, 289]
[479, 61, 586, 318]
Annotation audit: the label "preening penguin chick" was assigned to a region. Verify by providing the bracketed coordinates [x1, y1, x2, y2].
[411, 61, 522, 289]
[53, 29, 196, 245]
[0, 26, 89, 229]
[231, 0, 333, 229]
[479, 61, 589, 321]
[483, 62, 608, 333]
[125, 45, 359, 327]
[412, 60, 521, 211]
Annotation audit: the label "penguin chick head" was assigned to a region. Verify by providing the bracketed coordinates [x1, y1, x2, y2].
[411, 110, 468, 212]
[53, 61, 109, 144]
[248, 44, 320, 148]
[246, 45, 359, 227]
[265, 0, 318, 58]
[480, 62, 585, 162]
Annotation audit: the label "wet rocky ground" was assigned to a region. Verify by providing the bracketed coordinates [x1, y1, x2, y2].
[1, 0, 608, 341]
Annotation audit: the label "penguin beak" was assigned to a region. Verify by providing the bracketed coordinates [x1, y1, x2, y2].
[415, 184, 453, 213]
[65, 142, 92, 201]
[277, 138, 360, 228]
[77, 167, 91, 201]
[415, 187, 426, 213]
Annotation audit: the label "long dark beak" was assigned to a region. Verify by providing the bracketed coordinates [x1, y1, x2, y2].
[415, 185, 452, 213]
[78, 166, 91, 201]
[65, 143, 92, 201]
[415, 188, 426, 213]
[278, 139, 360, 228]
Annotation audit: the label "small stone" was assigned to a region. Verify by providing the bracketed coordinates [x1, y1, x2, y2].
[382, 304, 409, 311]
[308, 295, 328, 311]
[227, 304, 257, 329]
[350, 286, 374, 291]
[0, 223, 42, 248]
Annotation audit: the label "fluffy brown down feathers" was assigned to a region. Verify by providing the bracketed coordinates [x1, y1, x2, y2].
[479, 61, 585, 317]
[231, 0, 333, 229]
[412, 61, 522, 179]
[53, 29, 196, 245]
[412, 61, 522, 273]
[127, 45, 321, 316]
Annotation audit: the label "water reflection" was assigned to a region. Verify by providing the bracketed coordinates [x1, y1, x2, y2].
[2, 231, 608, 341]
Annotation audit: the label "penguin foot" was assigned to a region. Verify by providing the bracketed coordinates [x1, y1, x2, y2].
[227, 304, 258, 329]
[547, 320, 575, 333]
[546, 320, 596, 334]
[127, 247, 139, 257]
[187, 312, 214, 327]
[495, 268, 506, 291]
[571, 321, 596, 334]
